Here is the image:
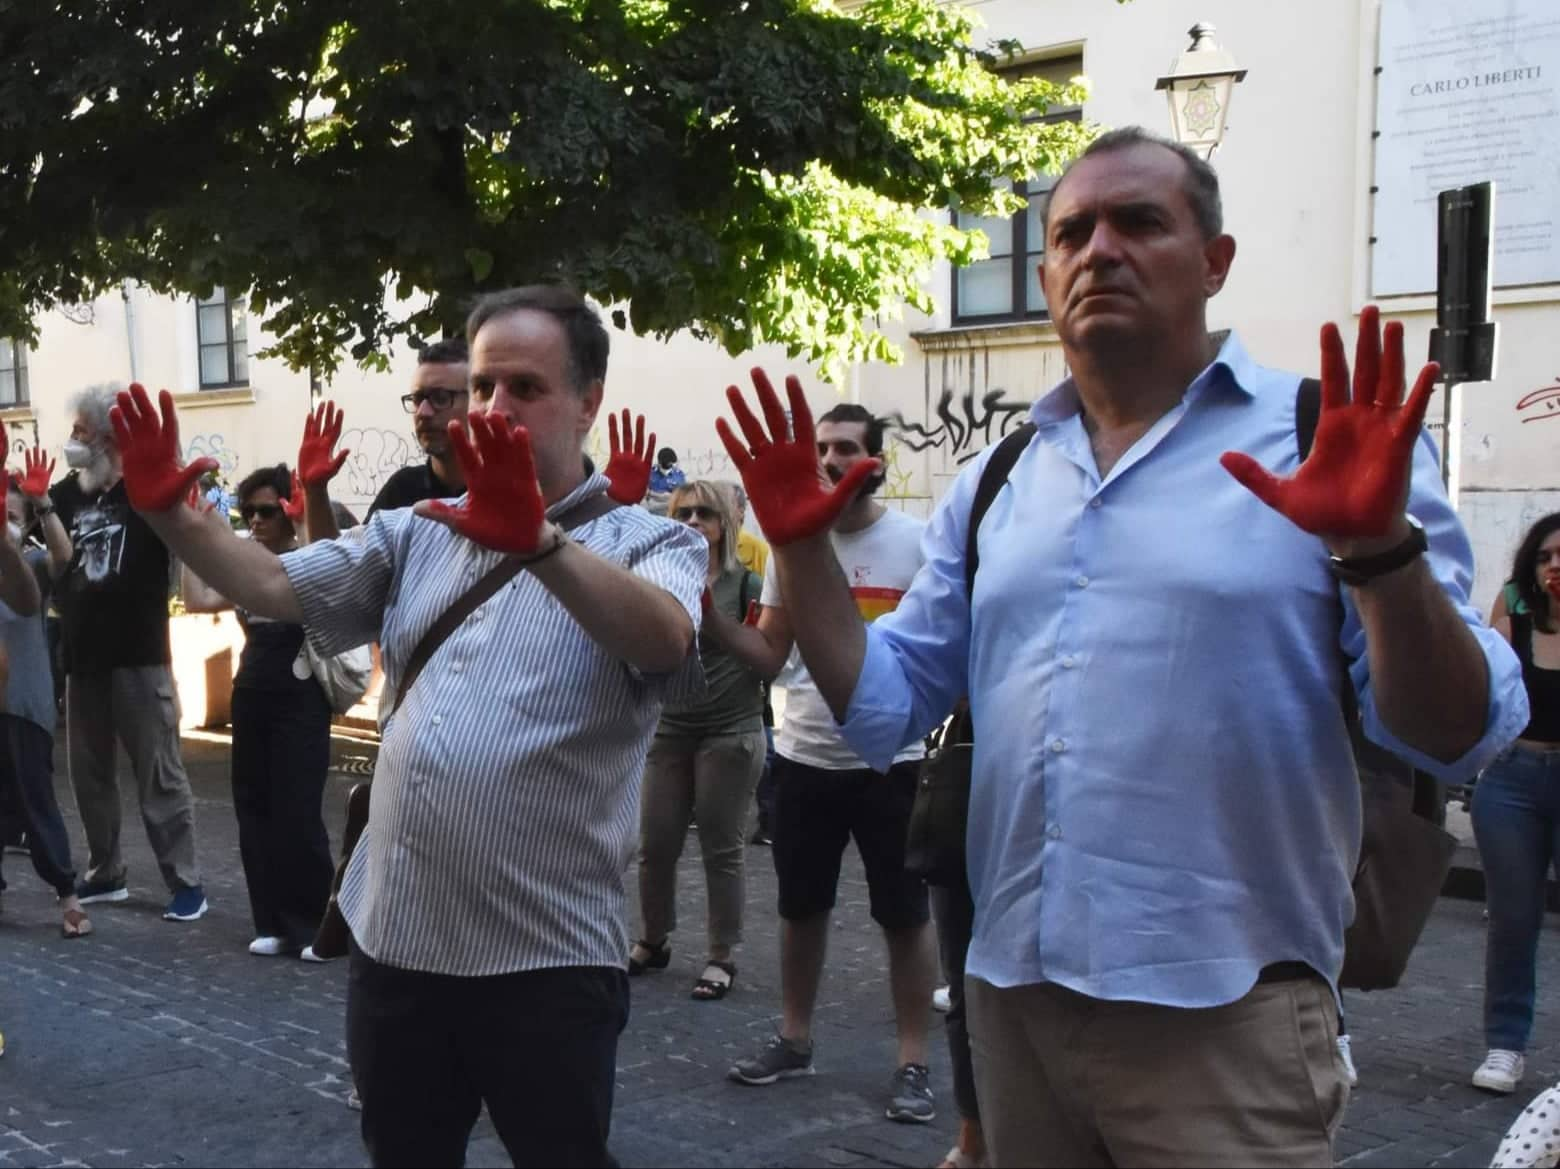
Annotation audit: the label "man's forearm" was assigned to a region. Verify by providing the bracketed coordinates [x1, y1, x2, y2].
[143, 506, 304, 623]
[304, 484, 340, 544]
[1352, 559, 1491, 762]
[772, 535, 865, 721]
[529, 537, 694, 673]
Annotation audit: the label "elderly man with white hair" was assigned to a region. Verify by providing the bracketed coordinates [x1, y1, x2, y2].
[48, 383, 206, 922]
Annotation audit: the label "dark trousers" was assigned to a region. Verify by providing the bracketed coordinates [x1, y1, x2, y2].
[0, 713, 74, 897]
[231, 685, 333, 945]
[347, 946, 628, 1168]
[930, 869, 980, 1124]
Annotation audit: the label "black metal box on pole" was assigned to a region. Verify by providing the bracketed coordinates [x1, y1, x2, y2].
[1428, 182, 1498, 490]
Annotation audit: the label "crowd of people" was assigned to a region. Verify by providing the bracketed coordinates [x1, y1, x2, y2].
[0, 126, 1549, 1168]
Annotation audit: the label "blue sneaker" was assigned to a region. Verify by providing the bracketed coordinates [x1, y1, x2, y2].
[163, 886, 208, 922]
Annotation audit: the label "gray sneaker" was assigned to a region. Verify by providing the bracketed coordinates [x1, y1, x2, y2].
[886, 1062, 935, 1123]
[728, 1034, 814, 1085]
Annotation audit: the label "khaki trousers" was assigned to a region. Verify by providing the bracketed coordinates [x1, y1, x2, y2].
[967, 974, 1349, 1168]
[67, 666, 200, 892]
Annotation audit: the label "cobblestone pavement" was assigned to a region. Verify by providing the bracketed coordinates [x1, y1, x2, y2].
[2, 733, 1558, 1167]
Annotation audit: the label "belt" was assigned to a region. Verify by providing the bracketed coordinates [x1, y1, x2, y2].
[1256, 961, 1317, 985]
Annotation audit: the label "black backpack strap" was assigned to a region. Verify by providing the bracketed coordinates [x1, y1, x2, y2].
[965, 423, 1037, 595]
[1295, 377, 1323, 461]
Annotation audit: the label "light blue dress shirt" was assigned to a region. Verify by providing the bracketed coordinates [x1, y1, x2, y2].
[841, 332, 1527, 1007]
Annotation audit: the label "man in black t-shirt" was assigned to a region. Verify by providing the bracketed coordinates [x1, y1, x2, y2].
[302, 339, 470, 540]
[50, 384, 205, 921]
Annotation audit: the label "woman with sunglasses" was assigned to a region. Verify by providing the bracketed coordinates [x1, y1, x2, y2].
[181, 464, 334, 959]
[631, 480, 778, 1000]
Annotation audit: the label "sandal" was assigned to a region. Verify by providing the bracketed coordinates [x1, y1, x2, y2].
[691, 960, 736, 1001]
[627, 938, 670, 976]
[61, 908, 93, 939]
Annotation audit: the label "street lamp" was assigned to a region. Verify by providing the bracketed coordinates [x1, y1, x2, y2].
[1155, 23, 1246, 159]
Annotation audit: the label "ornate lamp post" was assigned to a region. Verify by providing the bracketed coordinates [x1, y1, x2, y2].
[1155, 23, 1247, 159]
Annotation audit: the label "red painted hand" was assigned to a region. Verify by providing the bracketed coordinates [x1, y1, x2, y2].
[20, 448, 54, 500]
[298, 401, 350, 487]
[184, 483, 216, 516]
[605, 409, 655, 505]
[109, 384, 220, 513]
[715, 368, 877, 546]
[744, 599, 761, 627]
[282, 472, 307, 523]
[1220, 306, 1437, 542]
[412, 412, 547, 555]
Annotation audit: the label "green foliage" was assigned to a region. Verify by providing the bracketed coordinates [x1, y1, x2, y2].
[0, 0, 1092, 382]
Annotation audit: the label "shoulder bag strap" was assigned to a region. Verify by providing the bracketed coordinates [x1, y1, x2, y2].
[384, 492, 620, 721]
[965, 422, 1037, 596]
[1295, 377, 1322, 461]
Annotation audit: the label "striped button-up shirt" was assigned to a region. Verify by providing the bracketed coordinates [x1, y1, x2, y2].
[282, 471, 707, 977]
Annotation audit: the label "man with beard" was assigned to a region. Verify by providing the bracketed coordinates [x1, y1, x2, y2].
[725, 402, 940, 1127]
[49, 384, 205, 921]
[301, 338, 470, 540]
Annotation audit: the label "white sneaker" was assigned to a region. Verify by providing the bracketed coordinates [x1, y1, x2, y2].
[1336, 1034, 1358, 1087]
[299, 945, 337, 964]
[248, 936, 288, 957]
[932, 986, 952, 1013]
[1474, 1049, 1527, 1094]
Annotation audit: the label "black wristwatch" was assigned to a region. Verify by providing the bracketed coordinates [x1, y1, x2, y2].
[1327, 519, 1428, 587]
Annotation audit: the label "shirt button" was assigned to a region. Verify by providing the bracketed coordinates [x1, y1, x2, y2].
[1047, 825, 1062, 841]
[1074, 575, 1089, 588]
[1060, 655, 1076, 669]
[451, 662, 464, 674]
[1090, 498, 1103, 509]
[432, 715, 443, 726]
[1050, 738, 1067, 754]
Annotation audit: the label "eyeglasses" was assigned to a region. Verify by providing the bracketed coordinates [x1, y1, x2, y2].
[240, 503, 283, 522]
[400, 388, 468, 413]
[672, 505, 720, 522]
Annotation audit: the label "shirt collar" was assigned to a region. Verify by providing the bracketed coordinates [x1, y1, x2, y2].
[545, 461, 610, 522]
[1029, 328, 1258, 427]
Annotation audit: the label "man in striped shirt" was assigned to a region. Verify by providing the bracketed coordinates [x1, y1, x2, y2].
[111, 286, 707, 1168]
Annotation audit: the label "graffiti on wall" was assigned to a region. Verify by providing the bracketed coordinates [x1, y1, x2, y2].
[183, 433, 241, 477]
[339, 427, 416, 502]
[1516, 377, 1560, 424]
[889, 387, 1034, 466]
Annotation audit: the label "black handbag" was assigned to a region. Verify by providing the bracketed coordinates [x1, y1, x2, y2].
[903, 424, 1034, 886]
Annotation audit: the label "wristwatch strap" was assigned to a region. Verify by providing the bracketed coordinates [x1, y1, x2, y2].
[1328, 521, 1428, 586]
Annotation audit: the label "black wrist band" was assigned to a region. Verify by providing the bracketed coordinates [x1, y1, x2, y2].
[1327, 521, 1428, 587]
[519, 529, 567, 569]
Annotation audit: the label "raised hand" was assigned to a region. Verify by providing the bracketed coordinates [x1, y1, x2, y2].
[282, 472, 307, 523]
[109, 384, 219, 513]
[184, 483, 217, 516]
[298, 401, 350, 487]
[1220, 306, 1436, 544]
[715, 368, 877, 546]
[604, 409, 655, 505]
[413, 412, 546, 555]
[20, 448, 54, 501]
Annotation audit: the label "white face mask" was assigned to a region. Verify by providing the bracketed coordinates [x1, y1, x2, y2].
[63, 438, 94, 469]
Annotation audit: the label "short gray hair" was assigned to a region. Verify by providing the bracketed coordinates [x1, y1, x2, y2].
[69, 383, 126, 448]
[1043, 125, 1224, 241]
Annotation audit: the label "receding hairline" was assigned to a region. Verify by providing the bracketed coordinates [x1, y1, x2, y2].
[1044, 135, 1222, 240]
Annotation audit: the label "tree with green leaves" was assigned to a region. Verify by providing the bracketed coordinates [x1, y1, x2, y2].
[0, 0, 1089, 381]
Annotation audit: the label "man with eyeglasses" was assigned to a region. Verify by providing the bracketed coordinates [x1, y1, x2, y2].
[301, 339, 471, 541]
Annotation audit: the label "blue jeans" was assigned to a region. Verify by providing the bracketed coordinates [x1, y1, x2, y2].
[1472, 743, 1560, 1051]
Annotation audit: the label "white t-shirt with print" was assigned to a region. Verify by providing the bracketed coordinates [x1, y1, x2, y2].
[762, 506, 928, 771]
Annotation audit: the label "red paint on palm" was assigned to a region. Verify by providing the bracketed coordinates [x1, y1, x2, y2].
[20, 448, 53, 500]
[414, 412, 546, 555]
[744, 599, 761, 627]
[282, 472, 307, 522]
[1221, 306, 1438, 539]
[298, 401, 350, 486]
[605, 408, 655, 505]
[715, 368, 878, 547]
[109, 384, 220, 513]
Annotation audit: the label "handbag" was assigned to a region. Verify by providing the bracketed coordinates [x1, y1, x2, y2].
[903, 423, 1034, 886]
[297, 641, 373, 716]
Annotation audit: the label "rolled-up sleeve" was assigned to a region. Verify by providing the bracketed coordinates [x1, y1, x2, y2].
[1345, 429, 1528, 781]
[839, 460, 984, 771]
[281, 511, 405, 657]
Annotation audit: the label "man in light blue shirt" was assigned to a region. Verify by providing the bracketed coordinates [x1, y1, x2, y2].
[715, 127, 1527, 1167]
